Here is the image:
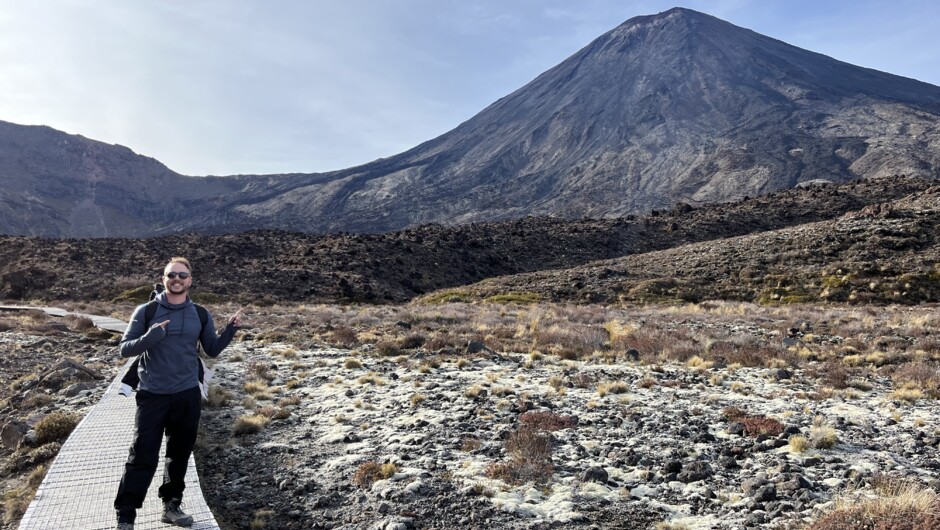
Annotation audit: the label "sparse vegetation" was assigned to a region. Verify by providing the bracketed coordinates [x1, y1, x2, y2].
[805, 477, 940, 530]
[232, 413, 270, 435]
[353, 461, 398, 489]
[810, 418, 839, 449]
[485, 424, 555, 485]
[34, 412, 79, 445]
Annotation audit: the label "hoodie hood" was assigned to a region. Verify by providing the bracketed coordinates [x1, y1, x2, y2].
[155, 290, 193, 310]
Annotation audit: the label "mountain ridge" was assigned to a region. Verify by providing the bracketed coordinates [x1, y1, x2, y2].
[1, 174, 935, 305]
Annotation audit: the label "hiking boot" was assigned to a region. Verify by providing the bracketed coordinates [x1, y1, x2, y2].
[115, 508, 135, 530]
[161, 498, 194, 526]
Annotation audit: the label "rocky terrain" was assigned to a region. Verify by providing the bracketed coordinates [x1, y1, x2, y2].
[3, 8, 940, 237]
[188, 302, 940, 529]
[1, 299, 938, 529]
[0, 308, 125, 527]
[0, 175, 937, 308]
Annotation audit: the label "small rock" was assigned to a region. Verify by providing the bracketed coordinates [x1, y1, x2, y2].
[466, 341, 494, 354]
[1, 421, 30, 450]
[678, 461, 712, 483]
[581, 466, 607, 484]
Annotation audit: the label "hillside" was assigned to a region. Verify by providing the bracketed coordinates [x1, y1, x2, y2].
[455, 182, 940, 306]
[0, 175, 936, 305]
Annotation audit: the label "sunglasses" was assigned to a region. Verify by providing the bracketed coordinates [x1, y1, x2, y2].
[165, 271, 191, 280]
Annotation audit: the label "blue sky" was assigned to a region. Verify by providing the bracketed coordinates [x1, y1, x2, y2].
[1, 0, 938, 176]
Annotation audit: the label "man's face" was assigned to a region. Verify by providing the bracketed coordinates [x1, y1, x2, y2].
[163, 263, 192, 296]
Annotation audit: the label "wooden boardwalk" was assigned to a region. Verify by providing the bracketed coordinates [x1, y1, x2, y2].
[1, 306, 219, 530]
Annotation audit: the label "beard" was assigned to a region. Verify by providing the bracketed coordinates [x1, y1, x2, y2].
[165, 281, 189, 295]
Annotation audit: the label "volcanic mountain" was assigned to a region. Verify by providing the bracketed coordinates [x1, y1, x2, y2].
[2, 7, 940, 237]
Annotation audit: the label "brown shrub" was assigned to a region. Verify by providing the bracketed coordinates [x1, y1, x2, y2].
[399, 333, 427, 349]
[721, 407, 784, 437]
[535, 324, 607, 360]
[329, 326, 358, 347]
[246, 360, 275, 382]
[375, 340, 402, 357]
[810, 360, 853, 390]
[64, 315, 95, 331]
[914, 337, 940, 356]
[519, 411, 577, 432]
[34, 412, 80, 445]
[623, 328, 673, 359]
[353, 462, 398, 489]
[485, 424, 554, 485]
[891, 362, 940, 398]
[460, 437, 482, 452]
[740, 416, 785, 437]
[425, 333, 461, 351]
[570, 372, 596, 388]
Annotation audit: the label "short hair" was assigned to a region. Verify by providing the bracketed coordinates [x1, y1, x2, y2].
[165, 257, 193, 274]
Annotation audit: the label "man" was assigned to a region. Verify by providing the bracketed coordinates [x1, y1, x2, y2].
[114, 257, 242, 529]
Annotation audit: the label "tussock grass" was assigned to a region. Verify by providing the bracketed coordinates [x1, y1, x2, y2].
[789, 435, 810, 453]
[353, 462, 398, 488]
[232, 414, 269, 435]
[810, 418, 839, 449]
[597, 381, 630, 397]
[806, 477, 940, 530]
[485, 424, 554, 485]
[344, 357, 363, 369]
[357, 373, 385, 386]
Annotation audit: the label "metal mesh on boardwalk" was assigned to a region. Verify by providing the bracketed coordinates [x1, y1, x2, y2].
[10, 307, 219, 530]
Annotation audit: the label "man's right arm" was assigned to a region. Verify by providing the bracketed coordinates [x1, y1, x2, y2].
[118, 305, 166, 358]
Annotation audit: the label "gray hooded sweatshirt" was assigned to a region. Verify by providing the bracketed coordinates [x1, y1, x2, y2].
[119, 292, 236, 394]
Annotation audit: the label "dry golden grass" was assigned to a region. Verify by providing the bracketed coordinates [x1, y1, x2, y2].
[232, 413, 269, 435]
[344, 357, 363, 369]
[890, 383, 925, 403]
[357, 373, 385, 386]
[805, 477, 940, 530]
[353, 462, 398, 489]
[789, 435, 810, 453]
[34, 413, 79, 445]
[810, 418, 839, 449]
[410, 393, 426, 407]
[464, 384, 486, 398]
[597, 381, 630, 397]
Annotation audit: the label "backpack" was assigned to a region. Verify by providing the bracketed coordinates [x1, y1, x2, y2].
[120, 284, 209, 391]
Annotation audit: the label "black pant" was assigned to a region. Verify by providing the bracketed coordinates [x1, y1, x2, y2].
[114, 386, 201, 511]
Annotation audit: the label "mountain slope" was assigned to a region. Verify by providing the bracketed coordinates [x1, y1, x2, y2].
[219, 7, 940, 233]
[456, 182, 940, 306]
[0, 121, 323, 237]
[0, 175, 934, 304]
[2, 8, 940, 237]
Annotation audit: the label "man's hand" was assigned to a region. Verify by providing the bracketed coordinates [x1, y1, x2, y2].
[229, 308, 244, 328]
[151, 319, 170, 331]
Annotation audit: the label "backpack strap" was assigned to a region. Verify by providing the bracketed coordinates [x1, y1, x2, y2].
[194, 304, 208, 337]
[144, 300, 158, 328]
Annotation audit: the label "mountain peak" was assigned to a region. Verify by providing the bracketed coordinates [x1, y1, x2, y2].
[2, 9, 940, 237]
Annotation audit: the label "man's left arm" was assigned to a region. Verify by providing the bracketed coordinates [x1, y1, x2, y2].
[200, 309, 242, 358]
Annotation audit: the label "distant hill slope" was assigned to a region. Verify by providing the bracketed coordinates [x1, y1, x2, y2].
[455, 182, 940, 306]
[0, 175, 935, 304]
[2, 8, 940, 237]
